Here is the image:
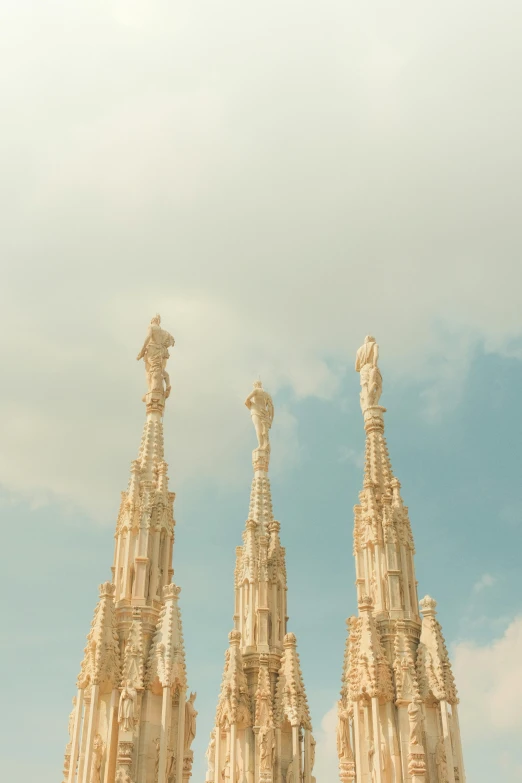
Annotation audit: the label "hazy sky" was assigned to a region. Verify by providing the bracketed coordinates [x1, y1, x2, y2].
[1, 2, 522, 781]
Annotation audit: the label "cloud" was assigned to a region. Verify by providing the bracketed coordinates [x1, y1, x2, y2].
[2, 2, 522, 513]
[313, 703, 338, 781]
[454, 616, 522, 740]
[473, 573, 497, 593]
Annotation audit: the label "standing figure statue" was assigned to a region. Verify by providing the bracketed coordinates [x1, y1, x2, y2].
[137, 314, 175, 399]
[118, 680, 137, 732]
[245, 381, 274, 451]
[90, 735, 104, 783]
[407, 700, 422, 746]
[336, 701, 353, 760]
[184, 692, 198, 752]
[355, 335, 382, 411]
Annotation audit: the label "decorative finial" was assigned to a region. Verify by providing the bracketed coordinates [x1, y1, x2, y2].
[136, 314, 175, 405]
[419, 595, 438, 616]
[244, 380, 274, 452]
[355, 335, 382, 412]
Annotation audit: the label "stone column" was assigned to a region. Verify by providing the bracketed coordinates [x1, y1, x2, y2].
[352, 702, 363, 781]
[451, 705, 466, 783]
[303, 729, 311, 783]
[292, 725, 299, 780]
[275, 727, 282, 783]
[81, 683, 100, 783]
[177, 688, 187, 783]
[158, 685, 171, 783]
[371, 697, 383, 783]
[68, 688, 84, 783]
[396, 702, 410, 782]
[230, 723, 237, 783]
[103, 688, 119, 783]
[214, 726, 222, 783]
[440, 701, 456, 783]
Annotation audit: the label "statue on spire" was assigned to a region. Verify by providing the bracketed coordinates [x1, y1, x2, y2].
[245, 381, 274, 451]
[137, 314, 175, 399]
[355, 335, 382, 411]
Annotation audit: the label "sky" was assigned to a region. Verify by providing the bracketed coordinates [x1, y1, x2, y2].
[1, 1, 522, 780]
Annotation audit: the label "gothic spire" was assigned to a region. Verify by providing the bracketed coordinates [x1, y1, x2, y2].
[62, 316, 197, 783]
[206, 381, 314, 783]
[337, 337, 466, 783]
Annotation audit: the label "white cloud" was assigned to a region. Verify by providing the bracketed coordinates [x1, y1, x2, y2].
[473, 573, 497, 593]
[313, 703, 338, 781]
[2, 2, 522, 514]
[454, 616, 522, 740]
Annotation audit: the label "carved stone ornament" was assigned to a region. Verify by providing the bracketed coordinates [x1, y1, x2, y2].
[118, 680, 138, 732]
[136, 314, 175, 400]
[245, 380, 274, 451]
[184, 692, 198, 752]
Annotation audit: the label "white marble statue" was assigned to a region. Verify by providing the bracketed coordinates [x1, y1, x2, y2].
[137, 314, 175, 398]
[90, 734, 104, 783]
[118, 680, 137, 732]
[336, 702, 352, 760]
[258, 726, 272, 772]
[407, 700, 422, 746]
[244, 381, 274, 451]
[184, 692, 198, 751]
[355, 335, 382, 411]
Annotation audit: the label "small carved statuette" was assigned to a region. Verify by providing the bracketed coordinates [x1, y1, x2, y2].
[137, 314, 175, 399]
[184, 692, 198, 751]
[258, 726, 275, 772]
[245, 381, 274, 451]
[90, 734, 104, 783]
[355, 335, 382, 411]
[285, 756, 297, 783]
[118, 680, 138, 732]
[408, 700, 422, 747]
[336, 701, 353, 760]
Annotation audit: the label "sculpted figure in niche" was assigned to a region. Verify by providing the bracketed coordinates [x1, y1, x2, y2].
[355, 335, 382, 411]
[435, 738, 449, 782]
[245, 381, 274, 451]
[184, 692, 198, 751]
[166, 748, 176, 783]
[310, 733, 316, 771]
[90, 734, 104, 783]
[258, 726, 272, 772]
[137, 314, 175, 398]
[336, 701, 353, 760]
[408, 700, 422, 746]
[118, 680, 137, 732]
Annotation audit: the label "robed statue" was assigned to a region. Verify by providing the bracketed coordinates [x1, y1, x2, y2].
[355, 335, 382, 411]
[245, 381, 274, 451]
[118, 680, 137, 732]
[184, 692, 198, 752]
[137, 314, 175, 398]
[337, 701, 353, 760]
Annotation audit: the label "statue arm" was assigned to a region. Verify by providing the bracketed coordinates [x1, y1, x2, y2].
[244, 391, 255, 409]
[372, 343, 379, 366]
[137, 326, 153, 361]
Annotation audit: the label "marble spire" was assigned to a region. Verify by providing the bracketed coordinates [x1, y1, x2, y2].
[337, 337, 466, 783]
[62, 316, 197, 783]
[205, 381, 314, 783]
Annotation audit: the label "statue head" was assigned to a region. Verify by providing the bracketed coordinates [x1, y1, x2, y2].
[253, 379, 263, 390]
[151, 314, 161, 326]
[365, 335, 376, 343]
[189, 691, 197, 703]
